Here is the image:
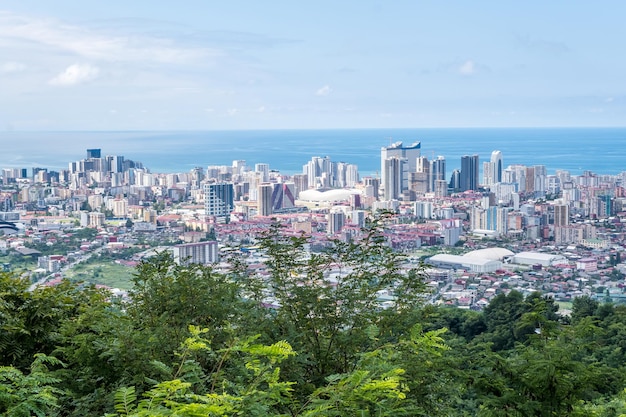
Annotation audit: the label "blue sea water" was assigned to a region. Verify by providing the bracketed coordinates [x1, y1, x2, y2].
[1, 127, 625, 177]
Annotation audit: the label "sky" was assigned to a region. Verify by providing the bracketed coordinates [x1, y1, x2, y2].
[1, 1, 625, 130]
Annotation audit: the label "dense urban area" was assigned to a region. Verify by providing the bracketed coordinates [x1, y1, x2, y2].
[4, 143, 626, 415]
[1, 143, 625, 310]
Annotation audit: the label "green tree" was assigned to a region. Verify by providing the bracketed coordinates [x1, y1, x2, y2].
[571, 295, 600, 324]
[127, 251, 247, 365]
[106, 325, 296, 417]
[481, 290, 526, 351]
[0, 354, 64, 416]
[0, 272, 104, 371]
[249, 215, 428, 395]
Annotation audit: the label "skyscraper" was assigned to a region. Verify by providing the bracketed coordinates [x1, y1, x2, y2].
[381, 141, 420, 196]
[383, 157, 405, 200]
[335, 162, 359, 187]
[429, 156, 446, 192]
[292, 174, 308, 198]
[204, 183, 234, 218]
[255, 163, 270, 182]
[491, 150, 503, 184]
[554, 204, 570, 226]
[258, 183, 274, 216]
[303, 156, 332, 188]
[449, 169, 461, 192]
[381, 141, 421, 172]
[271, 182, 296, 211]
[258, 182, 296, 216]
[460, 154, 479, 191]
[86, 149, 101, 159]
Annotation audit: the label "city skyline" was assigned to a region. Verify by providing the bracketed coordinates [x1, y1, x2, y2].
[1, 2, 625, 130]
[3, 126, 626, 181]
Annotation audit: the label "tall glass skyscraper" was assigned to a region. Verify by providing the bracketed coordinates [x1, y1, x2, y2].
[460, 154, 479, 191]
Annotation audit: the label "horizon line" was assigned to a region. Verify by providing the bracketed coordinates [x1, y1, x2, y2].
[3, 125, 626, 133]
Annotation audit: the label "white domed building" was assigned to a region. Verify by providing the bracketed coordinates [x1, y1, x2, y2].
[298, 189, 361, 203]
[428, 248, 514, 273]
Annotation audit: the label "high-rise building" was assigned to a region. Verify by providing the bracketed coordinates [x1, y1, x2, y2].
[434, 179, 448, 197]
[491, 150, 503, 184]
[411, 156, 430, 194]
[525, 166, 536, 194]
[414, 201, 434, 219]
[328, 211, 345, 234]
[483, 151, 503, 186]
[493, 182, 518, 206]
[449, 169, 461, 192]
[410, 172, 429, 195]
[271, 182, 296, 211]
[292, 174, 308, 198]
[460, 154, 479, 191]
[381, 141, 420, 174]
[255, 163, 270, 182]
[363, 177, 380, 199]
[87, 149, 101, 159]
[258, 182, 296, 216]
[170, 241, 219, 265]
[303, 156, 332, 188]
[416, 156, 429, 174]
[429, 156, 446, 192]
[232, 160, 247, 176]
[554, 204, 570, 226]
[335, 162, 359, 187]
[383, 157, 405, 200]
[204, 183, 234, 218]
[257, 183, 274, 216]
[350, 210, 367, 227]
[381, 141, 420, 196]
[533, 165, 547, 196]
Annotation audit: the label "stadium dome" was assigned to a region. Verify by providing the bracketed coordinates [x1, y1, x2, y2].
[298, 189, 361, 202]
[463, 248, 514, 261]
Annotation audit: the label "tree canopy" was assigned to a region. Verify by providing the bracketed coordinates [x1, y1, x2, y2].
[1, 217, 626, 416]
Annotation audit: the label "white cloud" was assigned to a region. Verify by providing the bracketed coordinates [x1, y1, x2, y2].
[227, 108, 238, 116]
[0, 11, 217, 65]
[315, 85, 332, 96]
[0, 61, 26, 73]
[515, 34, 569, 56]
[257, 106, 266, 112]
[458, 60, 475, 75]
[49, 63, 100, 86]
[605, 97, 614, 103]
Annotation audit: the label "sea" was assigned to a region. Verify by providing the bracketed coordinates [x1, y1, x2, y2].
[1, 127, 626, 177]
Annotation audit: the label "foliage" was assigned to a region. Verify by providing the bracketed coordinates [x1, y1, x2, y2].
[127, 251, 246, 360]
[246, 214, 428, 395]
[105, 325, 296, 416]
[0, 354, 65, 417]
[2, 215, 626, 415]
[0, 271, 106, 371]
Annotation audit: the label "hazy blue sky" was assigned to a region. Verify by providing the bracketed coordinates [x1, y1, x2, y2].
[1, 1, 624, 130]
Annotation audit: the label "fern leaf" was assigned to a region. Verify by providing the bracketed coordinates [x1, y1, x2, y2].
[113, 386, 136, 416]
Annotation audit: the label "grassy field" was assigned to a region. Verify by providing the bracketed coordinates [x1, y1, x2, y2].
[557, 301, 573, 316]
[65, 261, 136, 290]
[0, 254, 37, 271]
